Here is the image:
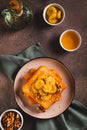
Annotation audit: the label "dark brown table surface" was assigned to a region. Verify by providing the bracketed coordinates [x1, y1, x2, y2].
[0, 0, 87, 129]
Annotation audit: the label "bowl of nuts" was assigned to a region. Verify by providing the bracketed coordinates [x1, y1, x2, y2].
[43, 3, 65, 26]
[0, 109, 23, 130]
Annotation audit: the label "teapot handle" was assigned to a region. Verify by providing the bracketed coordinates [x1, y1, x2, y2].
[1, 9, 8, 16]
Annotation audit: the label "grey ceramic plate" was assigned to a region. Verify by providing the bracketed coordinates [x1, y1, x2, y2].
[14, 57, 75, 119]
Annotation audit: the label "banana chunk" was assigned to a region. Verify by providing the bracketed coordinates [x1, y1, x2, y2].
[46, 6, 57, 16]
[48, 13, 57, 24]
[57, 10, 62, 19]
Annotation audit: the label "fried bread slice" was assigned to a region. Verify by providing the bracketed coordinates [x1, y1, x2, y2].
[22, 66, 66, 111]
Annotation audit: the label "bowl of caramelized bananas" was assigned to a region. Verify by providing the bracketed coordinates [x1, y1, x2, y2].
[43, 3, 65, 26]
[0, 109, 23, 130]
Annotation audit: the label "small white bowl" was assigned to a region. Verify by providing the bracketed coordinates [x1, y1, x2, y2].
[43, 3, 65, 26]
[59, 29, 81, 52]
[0, 109, 23, 130]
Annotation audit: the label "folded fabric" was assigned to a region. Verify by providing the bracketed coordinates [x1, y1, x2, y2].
[0, 43, 47, 81]
[0, 43, 87, 130]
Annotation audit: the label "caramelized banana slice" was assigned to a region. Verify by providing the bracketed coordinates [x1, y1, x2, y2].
[50, 85, 57, 93]
[39, 89, 47, 96]
[46, 76, 55, 86]
[46, 6, 57, 16]
[35, 79, 44, 89]
[42, 76, 56, 93]
[43, 84, 52, 93]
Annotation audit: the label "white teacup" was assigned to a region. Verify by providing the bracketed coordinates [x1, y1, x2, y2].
[60, 29, 81, 52]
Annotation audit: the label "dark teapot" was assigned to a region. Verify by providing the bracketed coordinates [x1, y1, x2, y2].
[1, 0, 33, 29]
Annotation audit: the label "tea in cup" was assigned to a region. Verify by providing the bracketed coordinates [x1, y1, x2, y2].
[60, 29, 81, 52]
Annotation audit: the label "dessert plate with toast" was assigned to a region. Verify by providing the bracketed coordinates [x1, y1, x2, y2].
[14, 57, 75, 119]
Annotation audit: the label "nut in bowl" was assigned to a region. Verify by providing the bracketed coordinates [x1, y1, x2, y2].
[0, 109, 23, 130]
[43, 3, 65, 26]
[60, 29, 81, 52]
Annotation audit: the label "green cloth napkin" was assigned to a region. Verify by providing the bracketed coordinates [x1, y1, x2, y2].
[0, 43, 87, 130]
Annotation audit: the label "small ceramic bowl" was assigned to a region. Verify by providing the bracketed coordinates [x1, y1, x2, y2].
[43, 3, 65, 26]
[0, 109, 23, 130]
[59, 29, 81, 52]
